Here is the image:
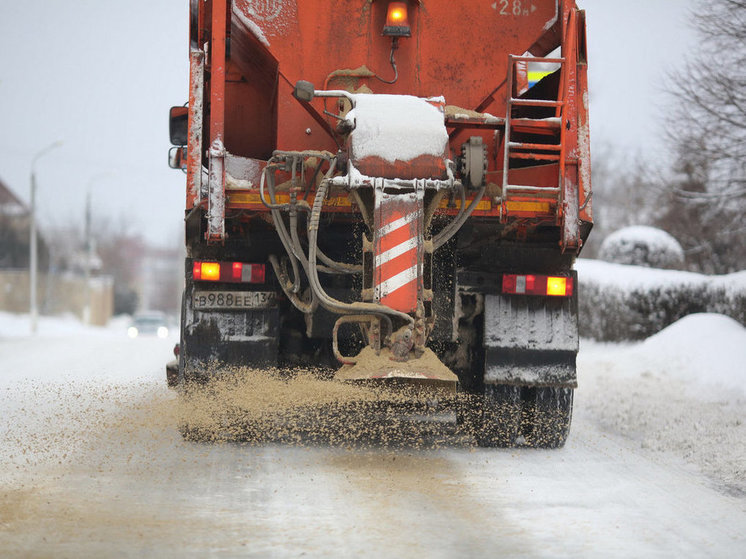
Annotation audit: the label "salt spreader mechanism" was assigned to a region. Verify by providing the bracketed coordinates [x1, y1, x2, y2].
[168, 0, 592, 447]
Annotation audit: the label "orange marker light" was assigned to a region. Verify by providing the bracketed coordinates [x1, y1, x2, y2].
[201, 262, 221, 281]
[387, 3, 407, 24]
[546, 276, 567, 297]
[384, 1, 411, 37]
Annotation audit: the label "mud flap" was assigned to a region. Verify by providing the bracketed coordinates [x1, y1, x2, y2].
[482, 280, 578, 389]
[180, 286, 280, 383]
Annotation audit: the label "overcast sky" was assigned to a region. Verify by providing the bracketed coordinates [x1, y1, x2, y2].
[0, 0, 698, 246]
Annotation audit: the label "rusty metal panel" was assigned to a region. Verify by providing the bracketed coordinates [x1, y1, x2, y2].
[207, 139, 226, 243]
[186, 48, 205, 208]
[561, 173, 580, 251]
[575, 10, 593, 225]
[559, 5, 581, 252]
[206, 0, 228, 243]
[232, 0, 561, 150]
[210, 0, 227, 145]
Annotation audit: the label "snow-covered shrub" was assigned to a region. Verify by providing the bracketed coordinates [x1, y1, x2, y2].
[599, 226, 684, 269]
[577, 259, 746, 341]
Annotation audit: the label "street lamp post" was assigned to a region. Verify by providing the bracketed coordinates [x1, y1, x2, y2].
[83, 189, 92, 325]
[82, 172, 113, 325]
[29, 140, 63, 333]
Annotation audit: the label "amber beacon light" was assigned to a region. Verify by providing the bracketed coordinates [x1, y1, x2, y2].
[384, 1, 411, 37]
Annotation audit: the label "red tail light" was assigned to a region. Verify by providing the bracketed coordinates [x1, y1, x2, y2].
[192, 261, 266, 283]
[502, 274, 573, 297]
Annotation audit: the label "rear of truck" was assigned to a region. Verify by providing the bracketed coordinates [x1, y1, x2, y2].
[168, 0, 592, 447]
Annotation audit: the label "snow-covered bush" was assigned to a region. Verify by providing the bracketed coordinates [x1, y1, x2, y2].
[577, 259, 746, 341]
[599, 226, 684, 269]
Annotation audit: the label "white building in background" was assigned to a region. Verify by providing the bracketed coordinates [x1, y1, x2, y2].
[0, 177, 114, 324]
[137, 245, 184, 317]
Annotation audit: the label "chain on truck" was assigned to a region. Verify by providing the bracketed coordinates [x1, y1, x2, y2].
[166, 0, 592, 448]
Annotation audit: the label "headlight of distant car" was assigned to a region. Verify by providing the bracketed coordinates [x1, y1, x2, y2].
[128, 326, 139, 338]
[157, 326, 169, 338]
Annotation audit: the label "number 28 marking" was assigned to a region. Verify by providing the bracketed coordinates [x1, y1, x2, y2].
[499, 0, 530, 16]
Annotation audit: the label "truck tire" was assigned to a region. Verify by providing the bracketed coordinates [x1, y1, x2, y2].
[522, 386, 573, 448]
[476, 384, 522, 447]
[476, 384, 573, 448]
[477, 290, 578, 448]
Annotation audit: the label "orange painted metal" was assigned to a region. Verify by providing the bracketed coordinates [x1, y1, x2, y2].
[225, 0, 559, 152]
[574, 10, 593, 224]
[374, 193, 422, 314]
[209, 0, 226, 146]
[187, 0, 591, 236]
[186, 49, 204, 209]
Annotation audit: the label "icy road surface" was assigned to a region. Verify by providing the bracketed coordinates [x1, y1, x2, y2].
[1, 313, 745, 557]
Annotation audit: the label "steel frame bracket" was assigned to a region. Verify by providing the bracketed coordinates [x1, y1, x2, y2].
[206, 139, 226, 243]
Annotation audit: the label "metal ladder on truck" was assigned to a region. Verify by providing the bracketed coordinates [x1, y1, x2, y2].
[501, 54, 567, 224]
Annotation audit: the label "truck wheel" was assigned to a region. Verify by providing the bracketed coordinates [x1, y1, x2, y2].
[476, 385, 573, 448]
[476, 384, 522, 447]
[522, 386, 573, 448]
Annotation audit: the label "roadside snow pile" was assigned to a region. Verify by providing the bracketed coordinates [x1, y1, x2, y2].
[599, 225, 684, 269]
[0, 311, 132, 339]
[578, 313, 746, 494]
[640, 313, 746, 397]
[576, 259, 746, 341]
[0, 311, 95, 338]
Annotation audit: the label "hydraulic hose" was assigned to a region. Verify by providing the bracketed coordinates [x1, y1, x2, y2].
[432, 185, 486, 250]
[261, 158, 361, 275]
[264, 160, 330, 313]
[306, 172, 411, 331]
[268, 254, 316, 314]
[265, 170, 302, 293]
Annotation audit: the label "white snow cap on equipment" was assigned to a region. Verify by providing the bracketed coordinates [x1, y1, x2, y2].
[345, 94, 448, 163]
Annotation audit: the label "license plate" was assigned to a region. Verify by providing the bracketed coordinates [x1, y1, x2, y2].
[193, 291, 277, 310]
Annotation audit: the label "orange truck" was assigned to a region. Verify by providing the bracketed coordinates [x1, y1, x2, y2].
[168, 0, 592, 447]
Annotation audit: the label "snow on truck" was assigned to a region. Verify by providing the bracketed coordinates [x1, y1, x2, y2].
[167, 0, 592, 447]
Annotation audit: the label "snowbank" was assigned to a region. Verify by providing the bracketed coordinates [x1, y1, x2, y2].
[0, 313, 175, 387]
[599, 225, 684, 269]
[639, 313, 746, 397]
[0, 311, 132, 339]
[0, 312, 96, 338]
[576, 259, 746, 341]
[579, 313, 746, 494]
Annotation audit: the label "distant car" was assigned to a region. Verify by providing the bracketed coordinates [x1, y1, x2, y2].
[166, 344, 179, 388]
[128, 311, 170, 339]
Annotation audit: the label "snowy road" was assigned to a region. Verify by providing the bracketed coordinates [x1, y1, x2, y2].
[1, 315, 745, 557]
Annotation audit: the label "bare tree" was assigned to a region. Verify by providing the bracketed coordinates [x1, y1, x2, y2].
[93, 215, 146, 315]
[659, 0, 746, 273]
[582, 143, 663, 259]
[44, 214, 146, 315]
